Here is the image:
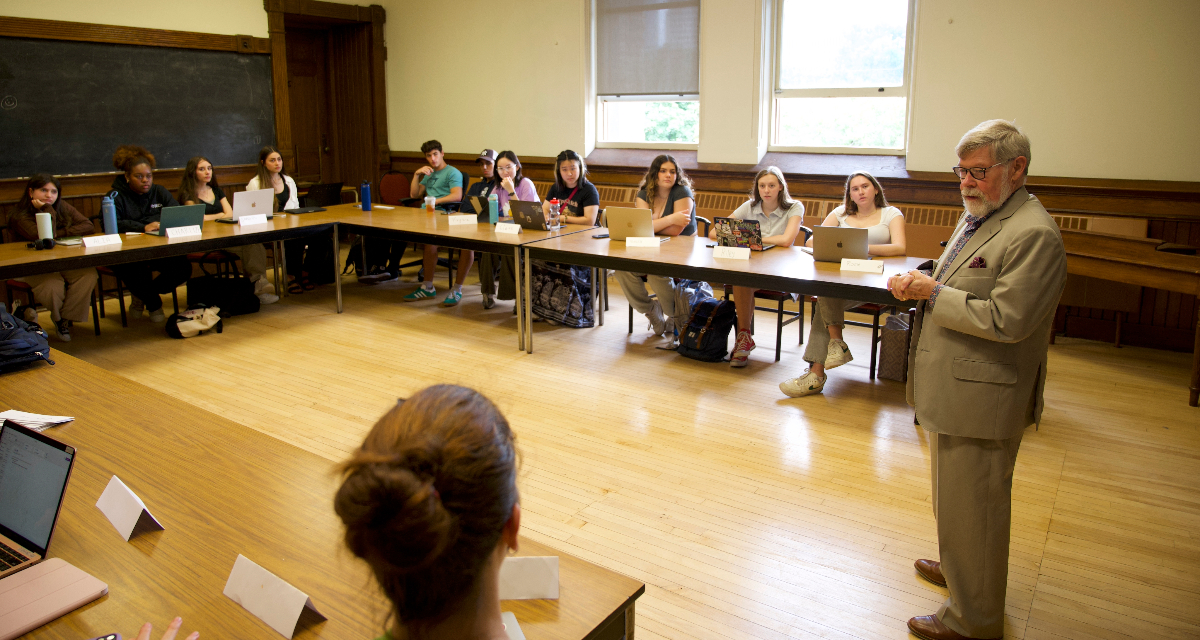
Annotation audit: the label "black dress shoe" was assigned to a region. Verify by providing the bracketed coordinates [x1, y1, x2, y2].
[915, 558, 947, 587]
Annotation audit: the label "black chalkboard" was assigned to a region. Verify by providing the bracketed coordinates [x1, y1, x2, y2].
[0, 37, 275, 179]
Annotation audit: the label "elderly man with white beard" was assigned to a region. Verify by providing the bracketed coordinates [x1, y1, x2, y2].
[888, 120, 1066, 640]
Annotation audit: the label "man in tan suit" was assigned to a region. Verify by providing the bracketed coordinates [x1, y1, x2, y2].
[888, 120, 1066, 640]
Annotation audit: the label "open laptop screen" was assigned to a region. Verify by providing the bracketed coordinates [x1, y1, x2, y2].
[0, 423, 75, 554]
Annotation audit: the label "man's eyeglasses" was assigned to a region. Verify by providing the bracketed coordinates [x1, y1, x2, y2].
[951, 161, 1006, 180]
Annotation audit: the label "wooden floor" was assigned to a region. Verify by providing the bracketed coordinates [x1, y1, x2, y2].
[47, 260, 1199, 640]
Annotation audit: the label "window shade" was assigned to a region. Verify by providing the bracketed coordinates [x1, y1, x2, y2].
[596, 0, 700, 96]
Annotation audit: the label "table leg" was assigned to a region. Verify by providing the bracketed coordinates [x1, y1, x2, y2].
[591, 268, 597, 328]
[278, 240, 289, 297]
[625, 603, 636, 640]
[525, 248, 533, 354]
[515, 246, 524, 351]
[272, 240, 282, 296]
[1190, 315, 1199, 407]
[598, 268, 605, 325]
[333, 225, 343, 314]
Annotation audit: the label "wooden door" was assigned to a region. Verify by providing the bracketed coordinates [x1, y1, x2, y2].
[284, 28, 332, 184]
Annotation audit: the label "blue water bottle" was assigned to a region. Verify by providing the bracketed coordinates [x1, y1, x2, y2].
[101, 194, 117, 234]
[487, 193, 499, 224]
[360, 181, 372, 211]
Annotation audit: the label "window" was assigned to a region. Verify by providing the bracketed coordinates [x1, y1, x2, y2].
[595, 0, 700, 147]
[772, 0, 913, 152]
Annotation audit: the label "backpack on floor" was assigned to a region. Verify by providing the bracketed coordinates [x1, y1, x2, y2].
[676, 298, 737, 362]
[165, 305, 224, 339]
[187, 269, 260, 317]
[0, 303, 53, 371]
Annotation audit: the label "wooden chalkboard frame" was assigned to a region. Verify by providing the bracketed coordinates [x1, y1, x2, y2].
[0, 16, 270, 53]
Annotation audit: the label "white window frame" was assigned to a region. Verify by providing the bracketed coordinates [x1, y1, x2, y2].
[768, 0, 916, 155]
[595, 93, 700, 150]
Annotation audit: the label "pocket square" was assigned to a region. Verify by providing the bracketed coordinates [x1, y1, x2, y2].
[968, 256, 987, 268]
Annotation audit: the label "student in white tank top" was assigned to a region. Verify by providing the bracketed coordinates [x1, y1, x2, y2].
[781, 172, 907, 398]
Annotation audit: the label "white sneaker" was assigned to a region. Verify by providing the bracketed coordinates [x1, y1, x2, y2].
[257, 292, 280, 305]
[779, 369, 827, 398]
[128, 297, 145, 320]
[55, 319, 71, 342]
[645, 300, 667, 336]
[825, 339, 853, 369]
[149, 308, 166, 323]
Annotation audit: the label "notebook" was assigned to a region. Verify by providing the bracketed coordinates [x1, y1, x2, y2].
[0, 420, 76, 579]
[148, 204, 205, 236]
[713, 217, 774, 251]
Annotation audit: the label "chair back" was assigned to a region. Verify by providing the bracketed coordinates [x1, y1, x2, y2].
[304, 182, 344, 207]
[379, 171, 411, 205]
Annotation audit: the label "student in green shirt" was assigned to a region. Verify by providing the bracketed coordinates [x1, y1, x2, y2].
[404, 140, 470, 305]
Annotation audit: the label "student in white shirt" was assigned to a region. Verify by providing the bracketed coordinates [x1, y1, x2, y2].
[708, 166, 805, 367]
[781, 171, 907, 397]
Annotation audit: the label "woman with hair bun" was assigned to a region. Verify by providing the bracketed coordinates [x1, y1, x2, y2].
[107, 145, 191, 322]
[335, 385, 520, 640]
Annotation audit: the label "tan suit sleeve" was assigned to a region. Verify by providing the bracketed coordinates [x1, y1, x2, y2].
[928, 224, 1066, 343]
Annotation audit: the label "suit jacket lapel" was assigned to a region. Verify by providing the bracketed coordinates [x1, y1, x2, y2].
[941, 187, 1030, 283]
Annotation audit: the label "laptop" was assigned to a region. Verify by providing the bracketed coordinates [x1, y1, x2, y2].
[604, 207, 661, 242]
[806, 226, 870, 262]
[510, 200, 553, 231]
[713, 217, 774, 251]
[0, 420, 76, 580]
[217, 188, 275, 223]
[147, 204, 205, 236]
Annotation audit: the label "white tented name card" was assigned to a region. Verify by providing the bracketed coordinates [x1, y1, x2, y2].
[239, 214, 269, 227]
[498, 556, 560, 600]
[83, 234, 122, 248]
[495, 222, 522, 235]
[713, 246, 751, 260]
[95, 475, 163, 541]
[625, 236, 660, 248]
[447, 214, 476, 225]
[840, 258, 883, 273]
[223, 554, 325, 638]
[501, 612, 527, 640]
[166, 225, 202, 239]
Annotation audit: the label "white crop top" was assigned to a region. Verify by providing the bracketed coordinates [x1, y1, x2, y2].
[831, 205, 904, 246]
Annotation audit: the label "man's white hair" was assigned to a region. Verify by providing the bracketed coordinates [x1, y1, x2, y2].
[956, 119, 1031, 174]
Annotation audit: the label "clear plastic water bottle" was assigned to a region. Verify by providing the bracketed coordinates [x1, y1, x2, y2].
[548, 198, 561, 227]
[360, 180, 372, 211]
[487, 193, 499, 224]
[101, 194, 117, 235]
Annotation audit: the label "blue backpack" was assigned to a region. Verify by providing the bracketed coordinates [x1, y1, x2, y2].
[0, 304, 53, 372]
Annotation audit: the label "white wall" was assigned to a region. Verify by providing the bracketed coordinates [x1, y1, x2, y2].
[907, 0, 1200, 181]
[0, 0, 270, 37]
[383, 0, 587, 158]
[697, 0, 772, 164]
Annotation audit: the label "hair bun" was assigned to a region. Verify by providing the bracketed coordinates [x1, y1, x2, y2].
[112, 145, 156, 172]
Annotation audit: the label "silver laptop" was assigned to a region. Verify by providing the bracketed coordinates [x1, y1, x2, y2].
[149, 204, 205, 236]
[808, 226, 869, 262]
[604, 207, 657, 241]
[225, 188, 275, 222]
[0, 421, 76, 579]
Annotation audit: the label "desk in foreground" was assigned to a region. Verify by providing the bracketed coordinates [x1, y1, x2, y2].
[0, 353, 643, 639]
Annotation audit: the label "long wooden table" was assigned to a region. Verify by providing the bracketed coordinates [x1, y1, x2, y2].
[521, 233, 926, 354]
[1060, 228, 1200, 406]
[0, 353, 644, 639]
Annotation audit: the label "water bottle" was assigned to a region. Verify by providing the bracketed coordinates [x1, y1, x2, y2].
[548, 199, 561, 227]
[487, 193, 499, 224]
[101, 195, 118, 235]
[360, 181, 372, 211]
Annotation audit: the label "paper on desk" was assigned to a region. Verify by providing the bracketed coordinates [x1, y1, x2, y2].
[96, 475, 163, 540]
[223, 554, 325, 638]
[501, 611, 527, 640]
[0, 410, 73, 432]
[499, 556, 559, 600]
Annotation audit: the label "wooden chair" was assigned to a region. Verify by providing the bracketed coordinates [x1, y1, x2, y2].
[5, 279, 101, 336]
[625, 215, 712, 333]
[719, 225, 814, 361]
[808, 299, 900, 379]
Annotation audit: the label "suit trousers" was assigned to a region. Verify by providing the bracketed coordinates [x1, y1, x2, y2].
[802, 297, 863, 364]
[931, 430, 1023, 639]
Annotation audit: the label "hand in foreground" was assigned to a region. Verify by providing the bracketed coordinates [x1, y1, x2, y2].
[889, 270, 936, 301]
[136, 616, 198, 640]
[144, 221, 160, 232]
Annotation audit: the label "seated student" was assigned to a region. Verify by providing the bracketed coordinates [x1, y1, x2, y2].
[614, 154, 697, 338]
[107, 145, 192, 322]
[10, 173, 98, 341]
[403, 140, 467, 305]
[708, 166, 805, 367]
[246, 146, 328, 293]
[476, 150, 539, 309]
[177, 156, 277, 304]
[334, 384, 519, 640]
[530, 150, 601, 327]
[780, 171, 906, 397]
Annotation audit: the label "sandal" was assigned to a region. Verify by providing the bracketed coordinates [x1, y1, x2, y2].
[299, 273, 317, 291]
[287, 278, 306, 294]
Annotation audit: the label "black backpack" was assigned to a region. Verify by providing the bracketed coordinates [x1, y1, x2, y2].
[187, 272, 260, 317]
[676, 298, 737, 362]
[0, 304, 54, 371]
